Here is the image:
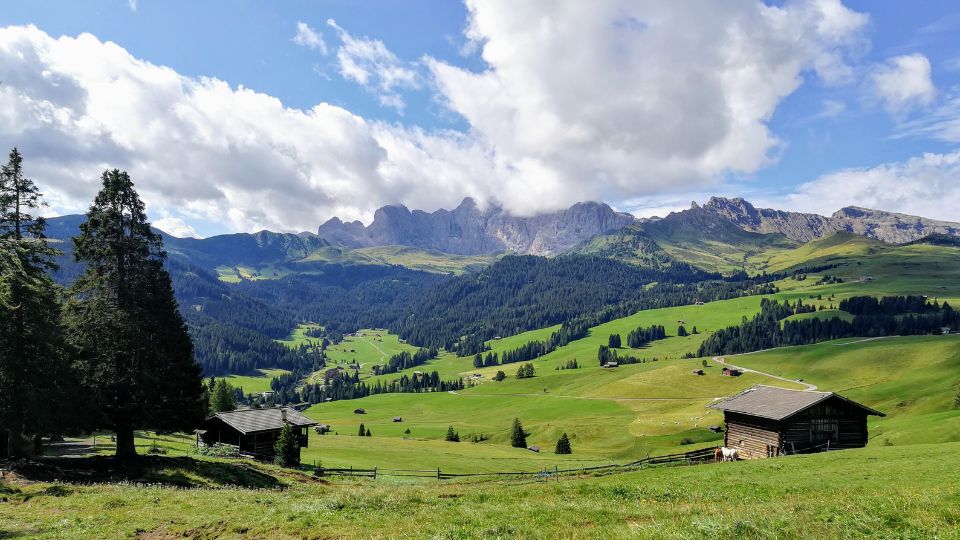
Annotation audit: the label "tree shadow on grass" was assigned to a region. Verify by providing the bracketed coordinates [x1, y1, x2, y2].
[4, 456, 283, 489]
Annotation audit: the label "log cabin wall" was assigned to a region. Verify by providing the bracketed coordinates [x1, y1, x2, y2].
[779, 398, 869, 453]
[724, 412, 782, 459]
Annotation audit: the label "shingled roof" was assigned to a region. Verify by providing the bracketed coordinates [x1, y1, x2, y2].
[208, 407, 317, 435]
[709, 385, 884, 421]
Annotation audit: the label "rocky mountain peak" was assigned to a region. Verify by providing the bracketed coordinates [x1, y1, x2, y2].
[316, 200, 635, 256]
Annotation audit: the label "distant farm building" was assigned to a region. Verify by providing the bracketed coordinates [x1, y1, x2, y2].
[354, 408, 366, 415]
[392, 417, 403, 423]
[602, 361, 619, 369]
[196, 407, 316, 461]
[708, 425, 723, 433]
[709, 385, 884, 459]
[692, 369, 705, 376]
[314, 424, 331, 434]
[721, 368, 742, 377]
[527, 445, 540, 453]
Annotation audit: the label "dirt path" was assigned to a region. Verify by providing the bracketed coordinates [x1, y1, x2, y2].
[712, 355, 818, 391]
[447, 390, 710, 402]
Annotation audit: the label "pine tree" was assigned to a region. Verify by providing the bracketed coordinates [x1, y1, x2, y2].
[365, 427, 372, 437]
[0, 148, 70, 458]
[510, 418, 527, 448]
[608, 334, 621, 348]
[65, 169, 206, 458]
[445, 425, 460, 442]
[493, 370, 506, 382]
[677, 325, 689, 337]
[555, 432, 572, 454]
[358, 423, 366, 436]
[273, 421, 299, 467]
[210, 379, 237, 413]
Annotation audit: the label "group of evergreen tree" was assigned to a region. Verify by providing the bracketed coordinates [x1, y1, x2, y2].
[515, 363, 536, 379]
[396, 254, 777, 354]
[357, 423, 371, 437]
[0, 150, 205, 458]
[626, 325, 667, 348]
[445, 425, 460, 442]
[698, 296, 958, 357]
[291, 370, 466, 405]
[607, 334, 622, 348]
[597, 345, 651, 366]
[370, 347, 438, 376]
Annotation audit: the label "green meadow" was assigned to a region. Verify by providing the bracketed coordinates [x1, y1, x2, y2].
[5, 442, 960, 539]
[221, 368, 290, 395]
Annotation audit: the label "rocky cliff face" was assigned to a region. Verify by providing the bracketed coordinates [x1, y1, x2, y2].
[701, 197, 960, 243]
[317, 198, 636, 255]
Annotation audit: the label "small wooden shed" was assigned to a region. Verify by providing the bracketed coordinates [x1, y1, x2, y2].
[709, 385, 884, 459]
[197, 407, 316, 460]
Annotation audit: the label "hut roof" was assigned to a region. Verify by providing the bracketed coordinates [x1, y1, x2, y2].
[709, 385, 884, 420]
[207, 407, 317, 435]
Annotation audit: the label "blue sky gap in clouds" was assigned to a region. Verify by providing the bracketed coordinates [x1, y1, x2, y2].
[0, 0, 959, 238]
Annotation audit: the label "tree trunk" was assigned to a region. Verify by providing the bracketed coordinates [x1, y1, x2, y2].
[115, 426, 137, 458]
[6, 428, 20, 459]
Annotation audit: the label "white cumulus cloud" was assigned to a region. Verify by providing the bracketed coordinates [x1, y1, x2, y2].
[784, 150, 960, 222]
[0, 0, 876, 233]
[426, 0, 869, 214]
[870, 54, 936, 113]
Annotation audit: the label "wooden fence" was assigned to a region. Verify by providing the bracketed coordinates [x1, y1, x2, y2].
[314, 446, 719, 480]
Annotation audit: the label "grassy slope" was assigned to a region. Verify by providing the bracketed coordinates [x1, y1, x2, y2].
[296, 242, 960, 469]
[221, 368, 290, 395]
[5, 442, 960, 539]
[722, 335, 960, 445]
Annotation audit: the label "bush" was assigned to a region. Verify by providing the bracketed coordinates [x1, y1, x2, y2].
[196, 443, 240, 458]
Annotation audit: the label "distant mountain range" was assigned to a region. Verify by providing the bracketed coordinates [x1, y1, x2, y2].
[697, 197, 960, 244]
[317, 197, 635, 256]
[45, 196, 960, 279]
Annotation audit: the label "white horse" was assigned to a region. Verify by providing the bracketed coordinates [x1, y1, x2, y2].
[720, 447, 739, 462]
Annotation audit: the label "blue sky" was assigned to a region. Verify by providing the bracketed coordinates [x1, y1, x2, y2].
[1, 1, 959, 237]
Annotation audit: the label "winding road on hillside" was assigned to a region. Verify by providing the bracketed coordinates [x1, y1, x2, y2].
[712, 355, 818, 391]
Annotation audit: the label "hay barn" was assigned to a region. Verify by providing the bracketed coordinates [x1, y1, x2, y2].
[196, 407, 316, 460]
[710, 385, 884, 458]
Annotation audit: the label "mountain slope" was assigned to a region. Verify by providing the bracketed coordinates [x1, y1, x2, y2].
[317, 197, 636, 256]
[702, 196, 960, 243]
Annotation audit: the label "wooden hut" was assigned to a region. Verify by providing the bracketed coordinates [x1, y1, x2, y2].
[197, 407, 316, 460]
[709, 385, 884, 459]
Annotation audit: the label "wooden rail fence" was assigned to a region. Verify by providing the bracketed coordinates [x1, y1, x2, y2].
[314, 446, 720, 480]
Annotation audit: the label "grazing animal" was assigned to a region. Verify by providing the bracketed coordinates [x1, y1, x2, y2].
[720, 447, 739, 462]
[714, 447, 724, 463]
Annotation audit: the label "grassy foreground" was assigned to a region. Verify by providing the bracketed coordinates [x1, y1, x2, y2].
[3, 442, 960, 539]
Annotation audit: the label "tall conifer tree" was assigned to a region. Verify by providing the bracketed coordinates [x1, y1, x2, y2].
[65, 169, 205, 458]
[0, 148, 68, 457]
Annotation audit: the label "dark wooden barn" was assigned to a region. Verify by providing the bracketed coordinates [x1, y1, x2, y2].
[709, 385, 884, 459]
[196, 407, 316, 460]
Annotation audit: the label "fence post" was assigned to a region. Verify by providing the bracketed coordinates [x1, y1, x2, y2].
[373, 467, 377, 479]
[437, 467, 441, 480]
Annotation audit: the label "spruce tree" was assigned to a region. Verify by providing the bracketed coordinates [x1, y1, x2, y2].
[210, 380, 237, 413]
[358, 423, 366, 436]
[65, 169, 205, 458]
[555, 432, 572, 454]
[510, 418, 527, 448]
[0, 148, 70, 457]
[365, 427, 372, 437]
[445, 425, 459, 442]
[273, 422, 299, 467]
